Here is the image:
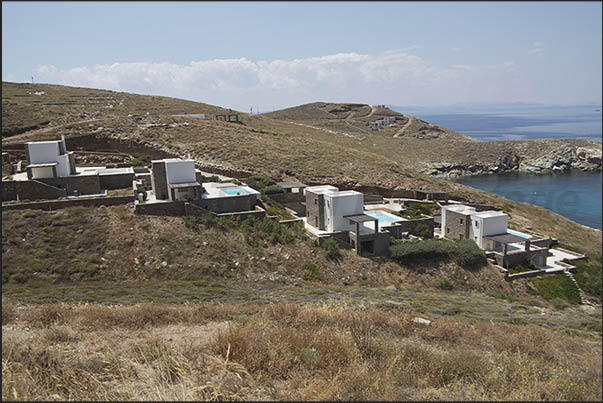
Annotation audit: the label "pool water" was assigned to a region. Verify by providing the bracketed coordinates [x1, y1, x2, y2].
[364, 210, 403, 225]
[506, 229, 532, 239]
[221, 186, 251, 196]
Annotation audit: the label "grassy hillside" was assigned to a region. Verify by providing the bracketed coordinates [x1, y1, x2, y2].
[3, 301, 601, 401]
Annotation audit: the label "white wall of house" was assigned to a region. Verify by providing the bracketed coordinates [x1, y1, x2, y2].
[28, 142, 60, 164]
[470, 213, 508, 249]
[165, 159, 196, 184]
[325, 191, 364, 232]
[28, 141, 72, 177]
[31, 166, 55, 179]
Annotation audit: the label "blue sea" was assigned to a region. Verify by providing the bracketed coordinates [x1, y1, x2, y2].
[390, 104, 602, 229]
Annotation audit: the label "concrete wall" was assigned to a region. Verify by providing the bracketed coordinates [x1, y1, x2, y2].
[27, 142, 60, 164]
[2, 195, 134, 211]
[327, 192, 363, 232]
[495, 248, 549, 269]
[31, 166, 55, 179]
[165, 159, 196, 184]
[99, 172, 135, 190]
[349, 229, 390, 256]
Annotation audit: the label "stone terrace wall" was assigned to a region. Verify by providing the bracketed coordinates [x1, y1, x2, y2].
[100, 173, 135, 190]
[2, 195, 134, 211]
[268, 192, 305, 204]
[2, 180, 67, 201]
[135, 201, 186, 216]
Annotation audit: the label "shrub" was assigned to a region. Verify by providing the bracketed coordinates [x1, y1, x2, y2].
[250, 175, 276, 191]
[303, 263, 321, 281]
[322, 238, 341, 261]
[453, 240, 487, 269]
[232, 179, 242, 185]
[436, 278, 453, 290]
[390, 239, 454, 263]
[131, 155, 151, 167]
[239, 216, 302, 246]
[181, 214, 234, 232]
[263, 184, 284, 195]
[415, 223, 432, 238]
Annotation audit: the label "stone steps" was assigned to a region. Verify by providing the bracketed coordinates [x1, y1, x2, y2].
[563, 270, 591, 305]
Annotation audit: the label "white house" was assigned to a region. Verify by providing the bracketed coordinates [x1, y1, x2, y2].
[441, 204, 508, 249]
[151, 158, 202, 201]
[25, 137, 76, 179]
[305, 185, 364, 232]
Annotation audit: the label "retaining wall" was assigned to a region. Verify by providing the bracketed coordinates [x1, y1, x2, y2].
[268, 192, 305, 204]
[2, 179, 67, 201]
[2, 195, 134, 211]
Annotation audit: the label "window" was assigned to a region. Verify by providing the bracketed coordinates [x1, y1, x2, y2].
[314, 199, 317, 205]
[459, 234, 464, 240]
[446, 228, 450, 234]
[460, 218, 464, 224]
[475, 221, 479, 228]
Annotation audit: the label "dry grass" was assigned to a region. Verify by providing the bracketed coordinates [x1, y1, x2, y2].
[2, 302, 601, 401]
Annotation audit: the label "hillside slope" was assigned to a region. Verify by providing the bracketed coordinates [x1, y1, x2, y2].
[2, 82, 601, 258]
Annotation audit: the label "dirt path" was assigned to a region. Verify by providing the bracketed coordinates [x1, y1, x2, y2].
[393, 116, 413, 138]
[3, 118, 99, 144]
[287, 121, 365, 141]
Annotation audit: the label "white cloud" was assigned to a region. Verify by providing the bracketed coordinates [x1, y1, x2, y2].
[528, 41, 544, 55]
[30, 50, 525, 109]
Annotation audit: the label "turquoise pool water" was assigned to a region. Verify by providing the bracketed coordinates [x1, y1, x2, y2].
[507, 229, 532, 239]
[221, 186, 251, 196]
[364, 210, 403, 224]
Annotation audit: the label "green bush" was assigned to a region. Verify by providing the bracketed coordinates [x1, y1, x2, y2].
[131, 155, 151, 167]
[232, 179, 242, 185]
[239, 216, 303, 246]
[303, 263, 321, 281]
[263, 184, 285, 195]
[321, 238, 341, 261]
[436, 278, 453, 290]
[453, 240, 487, 269]
[250, 175, 276, 191]
[414, 223, 432, 238]
[390, 239, 454, 263]
[181, 214, 234, 232]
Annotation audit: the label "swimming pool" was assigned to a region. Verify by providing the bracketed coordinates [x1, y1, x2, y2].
[221, 186, 251, 196]
[506, 229, 532, 239]
[364, 210, 403, 225]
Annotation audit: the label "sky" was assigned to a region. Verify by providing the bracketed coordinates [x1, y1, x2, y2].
[2, 1, 602, 112]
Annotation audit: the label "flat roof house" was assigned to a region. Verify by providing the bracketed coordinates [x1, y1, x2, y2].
[25, 137, 76, 180]
[304, 185, 389, 256]
[441, 204, 549, 268]
[2, 137, 135, 201]
[151, 158, 203, 202]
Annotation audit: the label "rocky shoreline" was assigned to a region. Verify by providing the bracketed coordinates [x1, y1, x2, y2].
[423, 144, 602, 177]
